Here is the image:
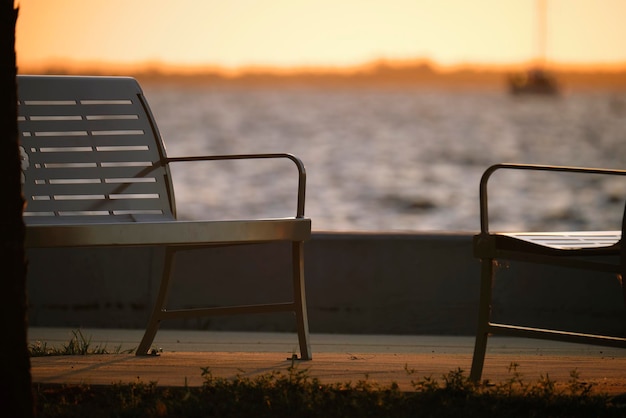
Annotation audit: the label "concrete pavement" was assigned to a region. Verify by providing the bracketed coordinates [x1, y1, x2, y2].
[29, 328, 626, 395]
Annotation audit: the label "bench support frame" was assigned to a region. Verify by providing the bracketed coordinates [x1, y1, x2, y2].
[470, 164, 626, 382]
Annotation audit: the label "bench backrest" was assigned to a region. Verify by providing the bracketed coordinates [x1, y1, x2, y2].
[18, 75, 177, 224]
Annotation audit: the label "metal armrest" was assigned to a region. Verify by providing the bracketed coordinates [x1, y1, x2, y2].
[478, 163, 626, 234]
[165, 153, 307, 218]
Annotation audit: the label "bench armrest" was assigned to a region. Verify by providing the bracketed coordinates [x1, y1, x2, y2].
[478, 163, 626, 234]
[165, 153, 307, 218]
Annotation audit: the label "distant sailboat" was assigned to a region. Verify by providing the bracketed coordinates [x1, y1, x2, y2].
[508, 0, 559, 95]
[509, 68, 559, 95]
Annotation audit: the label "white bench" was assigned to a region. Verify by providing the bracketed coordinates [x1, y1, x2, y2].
[18, 75, 312, 359]
[470, 163, 626, 381]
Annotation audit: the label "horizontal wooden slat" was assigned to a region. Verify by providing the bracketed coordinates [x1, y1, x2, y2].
[28, 181, 161, 195]
[18, 76, 142, 101]
[20, 118, 147, 132]
[501, 231, 621, 250]
[27, 149, 156, 164]
[25, 165, 166, 179]
[24, 196, 169, 213]
[23, 135, 159, 148]
[23, 135, 155, 146]
[19, 102, 139, 116]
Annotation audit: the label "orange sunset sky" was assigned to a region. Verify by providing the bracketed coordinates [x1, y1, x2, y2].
[15, 0, 626, 73]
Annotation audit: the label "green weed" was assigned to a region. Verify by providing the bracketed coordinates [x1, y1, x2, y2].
[29, 329, 133, 357]
[33, 363, 624, 418]
[30, 332, 624, 417]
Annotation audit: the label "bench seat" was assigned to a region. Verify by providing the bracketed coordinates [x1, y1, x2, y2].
[26, 218, 311, 248]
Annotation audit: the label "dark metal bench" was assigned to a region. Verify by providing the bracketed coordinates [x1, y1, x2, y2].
[470, 163, 626, 382]
[18, 75, 312, 359]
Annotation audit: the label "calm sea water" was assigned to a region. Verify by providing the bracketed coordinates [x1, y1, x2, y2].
[141, 82, 626, 232]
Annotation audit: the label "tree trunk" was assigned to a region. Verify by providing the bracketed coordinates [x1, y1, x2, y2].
[0, 1, 34, 417]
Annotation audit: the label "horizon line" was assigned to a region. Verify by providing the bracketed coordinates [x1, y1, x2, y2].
[18, 56, 626, 77]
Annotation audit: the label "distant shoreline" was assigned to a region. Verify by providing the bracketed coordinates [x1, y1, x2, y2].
[18, 61, 626, 91]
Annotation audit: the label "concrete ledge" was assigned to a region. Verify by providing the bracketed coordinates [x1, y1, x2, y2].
[27, 232, 626, 336]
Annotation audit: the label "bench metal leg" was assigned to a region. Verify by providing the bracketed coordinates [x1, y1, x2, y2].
[136, 243, 312, 358]
[136, 246, 177, 356]
[470, 258, 494, 382]
[292, 241, 312, 360]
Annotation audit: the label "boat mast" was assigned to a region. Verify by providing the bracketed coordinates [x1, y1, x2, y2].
[535, 0, 547, 68]
[508, 0, 558, 94]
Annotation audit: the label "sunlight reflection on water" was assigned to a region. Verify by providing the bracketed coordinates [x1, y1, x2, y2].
[143, 83, 626, 232]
